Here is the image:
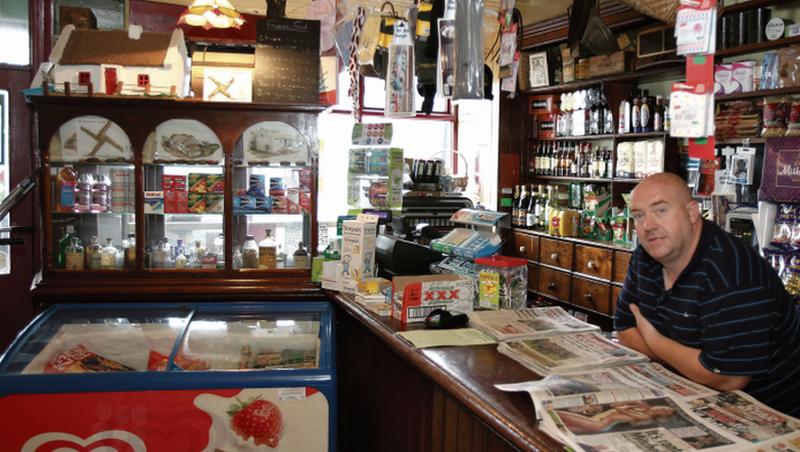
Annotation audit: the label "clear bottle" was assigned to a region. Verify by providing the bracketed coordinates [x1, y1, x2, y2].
[175, 251, 187, 269]
[84, 236, 101, 270]
[123, 233, 136, 269]
[277, 244, 287, 267]
[258, 230, 277, 269]
[242, 235, 259, 269]
[56, 225, 76, 269]
[293, 242, 310, 268]
[232, 248, 243, 270]
[188, 241, 203, 269]
[56, 166, 78, 213]
[64, 236, 84, 270]
[213, 233, 224, 267]
[100, 238, 117, 269]
[174, 239, 186, 260]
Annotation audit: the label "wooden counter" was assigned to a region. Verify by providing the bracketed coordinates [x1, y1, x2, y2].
[329, 291, 564, 452]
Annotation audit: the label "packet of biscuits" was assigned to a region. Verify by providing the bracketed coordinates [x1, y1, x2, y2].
[44, 344, 135, 373]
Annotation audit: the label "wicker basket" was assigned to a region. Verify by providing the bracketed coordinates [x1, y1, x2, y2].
[617, 0, 679, 25]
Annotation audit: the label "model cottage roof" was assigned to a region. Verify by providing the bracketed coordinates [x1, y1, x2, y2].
[58, 29, 173, 67]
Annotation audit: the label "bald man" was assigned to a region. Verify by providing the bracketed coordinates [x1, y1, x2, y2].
[614, 173, 800, 416]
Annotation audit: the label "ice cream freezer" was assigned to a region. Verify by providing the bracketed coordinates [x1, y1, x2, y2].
[0, 301, 336, 452]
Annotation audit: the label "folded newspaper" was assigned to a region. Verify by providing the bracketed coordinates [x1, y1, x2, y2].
[469, 307, 599, 341]
[497, 331, 649, 375]
[497, 362, 800, 451]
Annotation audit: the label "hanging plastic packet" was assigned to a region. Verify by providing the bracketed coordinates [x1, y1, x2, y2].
[356, 11, 382, 77]
[414, 0, 438, 114]
[771, 204, 795, 247]
[453, 0, 485, 100]
[386, 19, 415, 117]
[437, 17, 456, 98]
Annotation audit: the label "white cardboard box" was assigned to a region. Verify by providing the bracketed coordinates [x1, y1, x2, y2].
[339, 214, 379, 293]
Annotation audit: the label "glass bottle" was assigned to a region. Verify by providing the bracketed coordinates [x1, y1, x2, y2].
[84, 236, 101, 270]
[188, 241, 203, 269]
[56, 225, 75, 269]
[74, 173, 94, 213]
[91, 173, 110, 213]
[511, 185, 520, 226]
[174, 239, 186, 260]
[516, 186, 528, 228]
[242, 235, 259, 269]
[258, 230, 277, 269]
[123, 233, 136, 269]
[100, 238, 117, 269]
[175, 250, 187, 269]
[293, 242, 310, 268]
[213, 233, 224, 265]
[64, 236, 84, 270]
[56, 166, 78, 213]
[232, 248, 243, 270]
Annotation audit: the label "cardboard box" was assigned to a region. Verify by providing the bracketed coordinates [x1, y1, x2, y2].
[188, 193, 206, 213]
[206, 193, 224, 213]
[188, 173, 207, 194]
[339, 214, 379, 294]
[528, 94, 558, 115]
[144, 191, 164, 214]
[391, 275, 474, 324]
[576, 51, 631, 79]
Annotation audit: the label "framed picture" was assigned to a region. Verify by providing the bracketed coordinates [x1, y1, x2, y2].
[528, 52, 549, 88]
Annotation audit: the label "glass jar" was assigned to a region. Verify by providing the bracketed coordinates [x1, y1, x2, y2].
[242, 235, 259, 269]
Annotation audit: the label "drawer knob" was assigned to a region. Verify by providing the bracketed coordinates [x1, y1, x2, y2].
[550, 252, 559, 261]
[587, 261, 597, 270]
[584, 293, 594, 304]
[519, 246, 526, 254]
[547, 282, 557, 291]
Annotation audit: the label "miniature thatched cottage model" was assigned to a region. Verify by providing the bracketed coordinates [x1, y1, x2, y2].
[49, 25, 189, 97]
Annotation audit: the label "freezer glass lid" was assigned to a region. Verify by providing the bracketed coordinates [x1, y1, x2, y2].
[3, 307, 193, 375]
[177, 312, 321, 371]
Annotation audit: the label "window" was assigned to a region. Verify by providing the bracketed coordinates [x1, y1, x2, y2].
[0, 2, 29, 66]
[78, 72, 91, 85]
[138, 74, 150, 87]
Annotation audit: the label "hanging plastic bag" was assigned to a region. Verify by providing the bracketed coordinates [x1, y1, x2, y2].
[374, 2, 401, 80]
[414, 0, 438, 113]
[356, 10, 382, 77]
[386, 19, 415, 117]
[454, 0, 485, 100]
[437, 17, 455, 98]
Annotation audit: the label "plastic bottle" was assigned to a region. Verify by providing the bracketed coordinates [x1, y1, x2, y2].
[64, 236, 84, 270]
[258, 230, 277, 269]
[91, 174, 110, 213]
[242, 235, 259, 269]
[74, 173, 94, 213]
[100, 238, 117, 269]
[56, 166, 78, 213]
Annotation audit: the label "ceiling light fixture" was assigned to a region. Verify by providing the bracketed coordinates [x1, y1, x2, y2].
[178, 0, 245, 30]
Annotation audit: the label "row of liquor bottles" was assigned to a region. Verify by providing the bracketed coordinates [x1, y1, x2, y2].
[511, 184, 560, 230]
[530, 142, 613, 179]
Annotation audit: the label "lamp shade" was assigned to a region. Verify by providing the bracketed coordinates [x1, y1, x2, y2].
[178, 0, 245, 30]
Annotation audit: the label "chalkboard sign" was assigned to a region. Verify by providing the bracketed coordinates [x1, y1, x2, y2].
[254, 19, 320, 104]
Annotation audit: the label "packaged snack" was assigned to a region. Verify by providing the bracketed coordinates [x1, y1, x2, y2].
[248, 174, 266, 197]
[45, 344, 135, 373]
[762, 97, 790, 137]
[760, 51, 780, 90]
[783, 254, 800, 297]
[206, 193, 223, 213]
[779, 46, 800, 88]
[787, 102, 800, 136]
[616, 142, 635, 178]
[188, 173, 207, 193]
[771, 204, 796, 247]
[206, 174, 224, 193]
[188, 193, 207, 213]
[731, 61, 755, 93]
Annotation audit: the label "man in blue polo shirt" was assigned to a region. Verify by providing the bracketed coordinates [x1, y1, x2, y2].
[614, 172, 800, 416]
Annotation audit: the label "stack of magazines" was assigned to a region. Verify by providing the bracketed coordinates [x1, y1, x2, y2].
[471, 308, 800, 451]
[470, 307, 648, 375]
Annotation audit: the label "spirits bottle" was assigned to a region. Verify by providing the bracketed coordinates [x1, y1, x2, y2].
[242, 235, 259, 269]
[56, 166, 78, 213]
[631, 90, 641, 133]
[516, 185, 528, 228]
[65, 237, 84, 270]
[511, 185, 520, 226]
[123, 233, 136, 269]
[56, 225, 75, 268]
[293, 243, 310, 268]
[100, 238, 117, 269]
[84, 236, 101, 270]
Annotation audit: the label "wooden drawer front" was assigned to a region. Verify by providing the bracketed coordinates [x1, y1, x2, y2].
[571, 277, 611, 315]
[612, 285, 622, 314]
[528, 264, 539, 293]
[525, 235, 540, 261]
[510, 232, 531, 259]
[540, 238, 573, 270]
[575, 245, 612, 280]
[612, 251, 632, 283]
[539, 266, 571, 302]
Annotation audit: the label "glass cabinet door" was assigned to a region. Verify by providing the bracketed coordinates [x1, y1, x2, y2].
[232, 121, 312, 271]
[49, 116, 135, 271]
[143, 119, 224, 270]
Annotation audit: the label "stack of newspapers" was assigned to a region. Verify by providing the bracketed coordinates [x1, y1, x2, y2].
[471, 308, 800, 451]
[470, 307, 648, 375]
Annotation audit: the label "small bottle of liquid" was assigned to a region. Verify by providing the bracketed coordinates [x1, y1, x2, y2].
[56, 225, 76, 268]
[175, 250, 187, 269]
[85, 236, 101, 270]
[65, 236, 84, 270]
[91, 174, 110, 213]
[232, 248, 243, 270]
[213, 233, 225, 268]
[124, 233, 136, 269]
[293, 242, 310, 268]
[242, 235, 259, 269]
[56, 166, 78, 213]
[74, 173, 94, 213]
[100, 238, 117, 269]
[258, 229, 277, 269]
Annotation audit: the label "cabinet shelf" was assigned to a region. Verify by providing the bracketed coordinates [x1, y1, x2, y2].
[50, 160, 134, 167]
[719, 0, 789, 15]
[716, 35, 800, 58]
[529, 175, 613, 182]
[52, 211, 133, 216]
[535, 131, 669, 141]
[147, 160, 223, 166]
[716, 86, 800, 101]
[539, 134, 615, 141]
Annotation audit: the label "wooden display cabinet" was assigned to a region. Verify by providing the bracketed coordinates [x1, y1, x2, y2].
[29, 95, 326, 304]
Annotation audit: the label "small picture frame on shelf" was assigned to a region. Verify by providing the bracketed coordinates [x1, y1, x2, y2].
[528, 52, 549, 88]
